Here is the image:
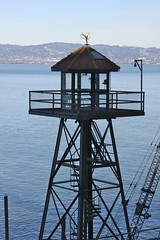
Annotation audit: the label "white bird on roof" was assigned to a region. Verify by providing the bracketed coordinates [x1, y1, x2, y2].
[81, 32, 91, 45]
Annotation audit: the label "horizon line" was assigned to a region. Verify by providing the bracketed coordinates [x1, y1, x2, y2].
[0, 42, 160, 49]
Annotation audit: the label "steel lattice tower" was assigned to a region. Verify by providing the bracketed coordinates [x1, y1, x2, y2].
[29, 43, 145, 240]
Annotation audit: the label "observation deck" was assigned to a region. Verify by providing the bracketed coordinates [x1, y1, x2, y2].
[29, 89, 145, 120]
[29, 44, 145, 120]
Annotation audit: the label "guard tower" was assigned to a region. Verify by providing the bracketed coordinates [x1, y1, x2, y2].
[29, 41, 145, 240]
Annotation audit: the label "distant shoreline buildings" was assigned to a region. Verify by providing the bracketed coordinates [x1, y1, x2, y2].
[0, 42, 160, 65]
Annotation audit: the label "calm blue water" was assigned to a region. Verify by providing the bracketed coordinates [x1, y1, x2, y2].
[0, 64, 160, 239]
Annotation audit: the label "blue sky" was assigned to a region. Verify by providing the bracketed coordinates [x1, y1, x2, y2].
[1, 0, 160, 48]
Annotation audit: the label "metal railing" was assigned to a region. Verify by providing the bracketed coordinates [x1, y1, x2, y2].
[29, 90, 145, 112]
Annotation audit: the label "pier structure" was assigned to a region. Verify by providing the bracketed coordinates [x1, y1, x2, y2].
[29, 43, 145, 240]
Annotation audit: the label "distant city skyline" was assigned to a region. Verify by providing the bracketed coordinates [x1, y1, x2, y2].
[1, 0, 160, 48]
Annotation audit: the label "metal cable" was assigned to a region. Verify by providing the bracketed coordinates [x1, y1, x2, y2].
[126, 127, 160, 202]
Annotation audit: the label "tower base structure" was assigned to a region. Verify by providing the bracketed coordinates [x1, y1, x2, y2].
[39, 118, 131, 240]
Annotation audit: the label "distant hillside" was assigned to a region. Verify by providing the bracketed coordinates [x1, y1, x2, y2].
[0, 42, 160, 65]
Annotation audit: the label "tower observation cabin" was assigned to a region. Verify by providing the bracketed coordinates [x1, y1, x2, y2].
[29, 44, 144, 119]
[29, 42, 145, 240]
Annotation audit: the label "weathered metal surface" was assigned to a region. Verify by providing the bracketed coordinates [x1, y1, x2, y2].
[29, 42, 146, 240]
[39, 119, 132, 240]
[29, 90, 145, 119]
[130, 142, 160, 240]
[51, 45, 120, 73]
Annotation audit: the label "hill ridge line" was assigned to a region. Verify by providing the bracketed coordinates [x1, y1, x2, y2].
[0, 42, 160, 65]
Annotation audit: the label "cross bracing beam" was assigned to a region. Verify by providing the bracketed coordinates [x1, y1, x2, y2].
[39, 119, 131, 240]
[130, 143, 160, 240]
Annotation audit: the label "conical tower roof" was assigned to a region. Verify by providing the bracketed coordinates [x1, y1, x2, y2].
[51, 44, 120, 73]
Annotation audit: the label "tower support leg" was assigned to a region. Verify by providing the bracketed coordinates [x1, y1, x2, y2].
[109, 119, 131, 240]
[39, 118, 64, 240]
[77, 120, 93, 240]
[78, 120, 89, 239]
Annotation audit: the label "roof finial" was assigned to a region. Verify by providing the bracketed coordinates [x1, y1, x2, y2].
[81, 32, 91, 45]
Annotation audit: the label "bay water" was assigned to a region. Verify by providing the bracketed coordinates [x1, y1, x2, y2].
[0, 64, 160, 239]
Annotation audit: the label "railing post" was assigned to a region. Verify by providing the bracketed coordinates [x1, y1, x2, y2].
[4, 195, 9, 240]
[143, 92, 145, 111]
[111, 93, 113, 109]
[29, 91, 31, 111]
[52, 93, 54, 110]
[116, 92, 118, 109]
[141, 92, 143, 111]
[77, 90, 81, 110]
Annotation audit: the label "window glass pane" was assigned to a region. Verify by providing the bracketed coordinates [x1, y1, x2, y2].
[89, 50, 106, 60]
[81, 73, 91, 90]
[66, 73, 72, 90]
[99, 74, 107, 89]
